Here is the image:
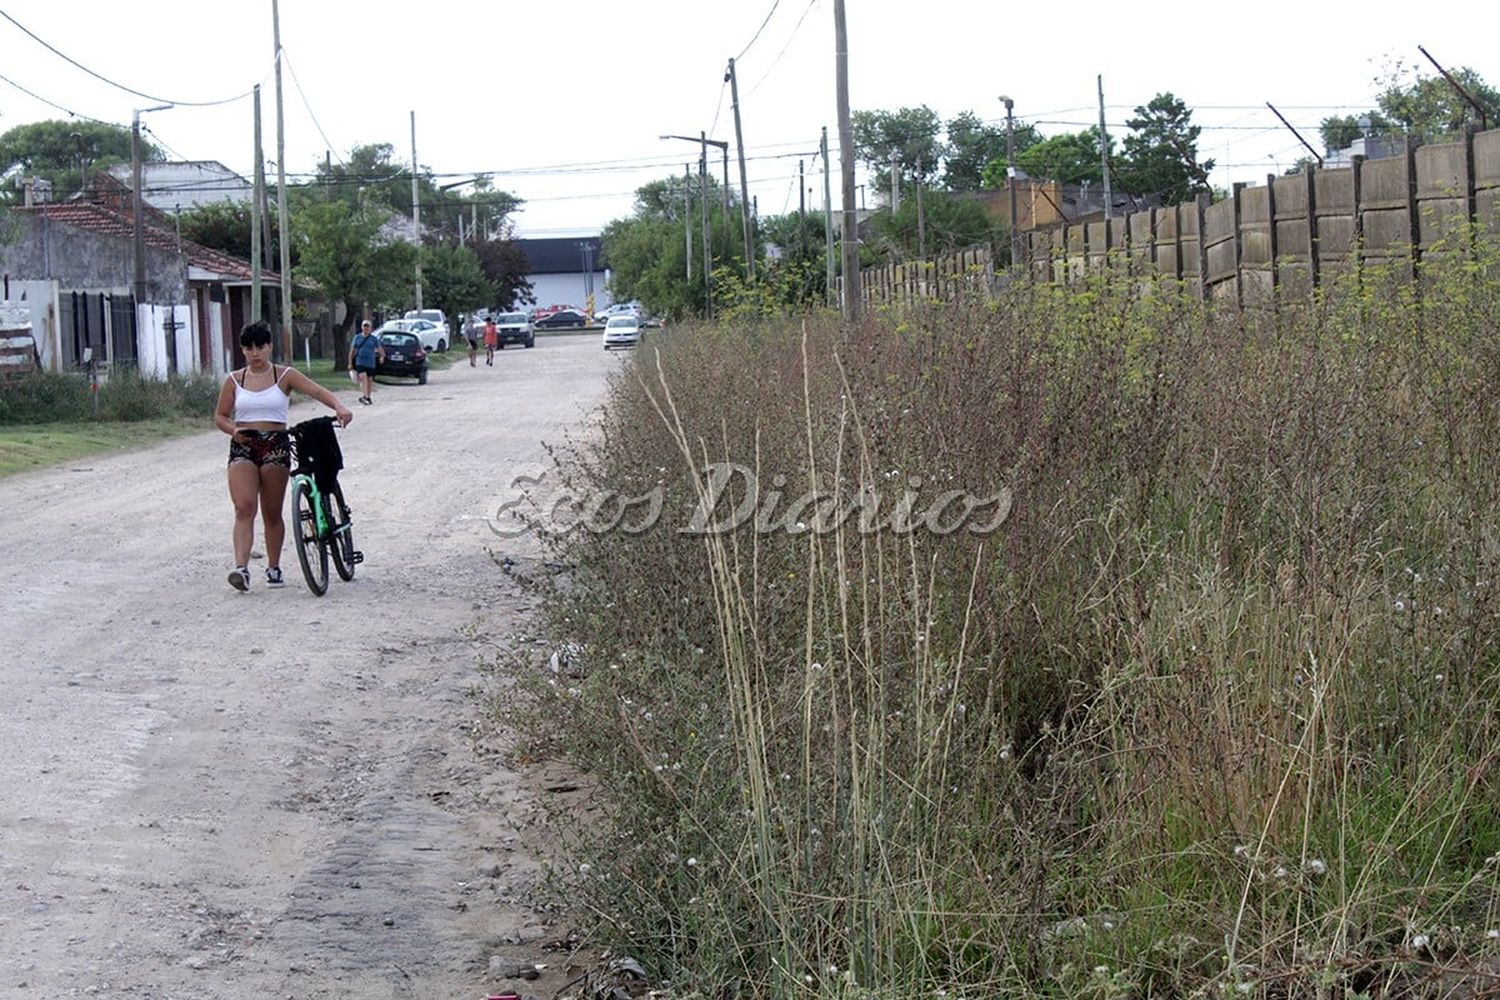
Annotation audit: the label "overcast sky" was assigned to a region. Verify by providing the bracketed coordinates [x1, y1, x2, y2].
[0, 1, 1493, 237]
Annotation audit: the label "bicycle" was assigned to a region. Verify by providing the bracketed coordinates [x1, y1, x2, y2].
[288, 416, 362, 595]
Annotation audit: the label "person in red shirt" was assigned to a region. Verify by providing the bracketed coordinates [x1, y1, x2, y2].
[483, 317, 498, 365]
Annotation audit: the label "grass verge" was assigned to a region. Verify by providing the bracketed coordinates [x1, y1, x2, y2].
[0, 417, 206, 478]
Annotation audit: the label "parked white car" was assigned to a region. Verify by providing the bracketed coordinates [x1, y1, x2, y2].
[602, 314, 641, 350]
[594, 302, 642, 326]
[403, 309, 450, 351]
[376, 318, 447, 353]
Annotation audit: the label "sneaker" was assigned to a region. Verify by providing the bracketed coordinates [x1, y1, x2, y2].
[265, 566, 285, 589]
[227, 567, 250, 592]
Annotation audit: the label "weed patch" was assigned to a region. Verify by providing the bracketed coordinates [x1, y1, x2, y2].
[512, 258, 1500, 996]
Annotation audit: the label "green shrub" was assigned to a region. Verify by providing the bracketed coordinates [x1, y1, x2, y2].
[0, 371, 91, 423]
[1, 368, 221, 424]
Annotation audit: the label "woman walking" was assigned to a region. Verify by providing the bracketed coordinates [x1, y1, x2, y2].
[215, 321, 354, 592]
[348, 320, 383, 404]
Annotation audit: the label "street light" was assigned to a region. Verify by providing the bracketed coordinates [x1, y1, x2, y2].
[998, 95, 1019, 271]
[132, 103, 172, 367]
[662, 132, 730, 318]
[661, 134, 730, 222]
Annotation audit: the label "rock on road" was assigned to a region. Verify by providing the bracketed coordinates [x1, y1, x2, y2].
[0, 335, 621, 998]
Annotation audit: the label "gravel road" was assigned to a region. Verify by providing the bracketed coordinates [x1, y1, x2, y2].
[0, 334, 620, 999]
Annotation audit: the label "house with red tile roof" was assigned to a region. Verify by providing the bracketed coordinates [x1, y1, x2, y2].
[0, 173, 275, 378]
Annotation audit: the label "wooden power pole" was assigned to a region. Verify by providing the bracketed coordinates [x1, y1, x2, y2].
[834, 0, 860, 322]
[725, 58, 756, 281]
[273, 0, 293, 359]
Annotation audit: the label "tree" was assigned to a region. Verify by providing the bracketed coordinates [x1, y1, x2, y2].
[759, 211, 829, 307]
[472, 238, 535, 311]
[599, 170, 764, 319]
[178, 200, 255, 260]
[865, 190, 998, 262]
[1116, 93, 1213, 203]
[309, 143, 522, 244]
[1323, 62, 1500, 151]
[942, 111, 1009, 192]
[0, 120, 158, 203]
[851, 106, 942, 203]
[292, 199, 415, 352]
[602, 214, 697, 319]
[1318, 112, 1394, 154]
[990, 127, 1112, 187]
[419, 244, 491, 329]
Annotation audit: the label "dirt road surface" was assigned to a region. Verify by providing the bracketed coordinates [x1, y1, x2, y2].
[0, 335, 619, 999]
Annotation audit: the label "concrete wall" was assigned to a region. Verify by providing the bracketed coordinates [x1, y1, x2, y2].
[1018, 125, 1500, 306]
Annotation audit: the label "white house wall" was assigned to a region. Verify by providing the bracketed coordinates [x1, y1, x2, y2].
[136, 303, 195, 378]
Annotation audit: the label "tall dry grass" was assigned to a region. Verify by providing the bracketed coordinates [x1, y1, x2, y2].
[512, 242, 1500, 997]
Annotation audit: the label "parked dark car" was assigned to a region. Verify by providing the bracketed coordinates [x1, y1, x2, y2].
[375, 331, 428, 384]
[533, 308, 589, 329]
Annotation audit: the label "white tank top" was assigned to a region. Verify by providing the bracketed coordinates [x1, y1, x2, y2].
[232, 365, 292, 424]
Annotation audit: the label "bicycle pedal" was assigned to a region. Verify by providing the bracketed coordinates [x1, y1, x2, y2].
[351, 550, 365, 565]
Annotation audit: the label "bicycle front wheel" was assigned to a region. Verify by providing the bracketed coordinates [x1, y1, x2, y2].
[292, 479, 329, 596]
[327, 487, 356, 582]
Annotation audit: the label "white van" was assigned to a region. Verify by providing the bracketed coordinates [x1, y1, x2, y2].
[404, 309, 449, 333]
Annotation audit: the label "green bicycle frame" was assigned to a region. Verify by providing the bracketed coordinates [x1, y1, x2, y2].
[290, 472, 331, 538]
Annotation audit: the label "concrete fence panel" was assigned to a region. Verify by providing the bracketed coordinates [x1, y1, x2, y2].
[859, 127, 1500, 310]
[1416, 136, 1474, 254]
[1273, 170, 1316, 298]
[1477, 130, 1500, 233]
[1315, 164, 1359, 282]
[1360, 151, 1417, 280]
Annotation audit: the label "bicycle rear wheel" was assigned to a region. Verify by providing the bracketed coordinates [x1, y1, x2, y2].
[292, 479, 329, 595]
[327, 487, 356, 582]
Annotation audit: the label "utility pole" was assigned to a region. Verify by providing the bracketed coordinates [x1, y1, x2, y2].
[890, 150, 900, 211]
[272, 0, 292, 358]
[1000, 95, 1020, 269]
[725, 58, 756, 280]
[251, 86, 263, 322]
[834, 0, 859, 322]
[798, 158, 806, 258]
[131, 102, 173, 369]
[411, 110, 422, 309]
[684, 164, 693, 282]
[915, 156, 926, 260]
[1098, 74, 1113, 220]
[822, 126, 835, 308]
[700, 149, 712, 317]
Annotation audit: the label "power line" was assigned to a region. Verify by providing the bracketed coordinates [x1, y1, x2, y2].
[0, 69, 114, 126]
[281, 49, 346, 168]
[0, 8, 260, 107]
[748, 0, 819, 96]
[734, 0, 782, 61]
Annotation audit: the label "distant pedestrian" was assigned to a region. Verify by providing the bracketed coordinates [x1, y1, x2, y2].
[483, 317, 498, 365]
[465, 318, 479, 367]
[348, 320, 383, 404]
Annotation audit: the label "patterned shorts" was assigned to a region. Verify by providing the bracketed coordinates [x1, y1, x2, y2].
[228, 430, 291, 469]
